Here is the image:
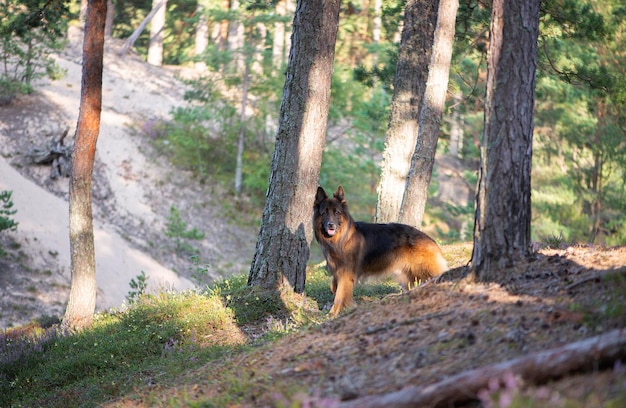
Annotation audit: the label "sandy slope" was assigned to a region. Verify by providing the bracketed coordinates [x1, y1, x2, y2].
[0, 159, 193, 310]
[0, 26, 201, 323]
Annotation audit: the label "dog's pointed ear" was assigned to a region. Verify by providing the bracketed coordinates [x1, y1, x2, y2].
[334, 186, 345, 200]
[314, 186, 327, 207]
[334, 186, 348, 208]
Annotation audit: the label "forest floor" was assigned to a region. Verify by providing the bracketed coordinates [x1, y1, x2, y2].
[99, 243, 626, 407]
[0, 26, 625, 407]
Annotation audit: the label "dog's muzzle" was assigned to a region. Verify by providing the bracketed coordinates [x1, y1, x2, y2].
[325, 222, 337, 236]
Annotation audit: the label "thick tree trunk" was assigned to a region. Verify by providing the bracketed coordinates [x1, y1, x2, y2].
[339, 328, 626, 408]
[62, 0, 106, 331]
[375, 0, 439, 223]
[248, 0, 341, 293]
[147, 0, 167, 66]
[399, 0, 458, 228]
[471, 0, 540, 280]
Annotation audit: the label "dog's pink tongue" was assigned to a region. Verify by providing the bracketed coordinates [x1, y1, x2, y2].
[327, 229, 336, 236]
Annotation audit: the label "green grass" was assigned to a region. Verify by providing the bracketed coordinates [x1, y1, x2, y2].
[0, 264, 401, 407]
[0, 290, 244, 407]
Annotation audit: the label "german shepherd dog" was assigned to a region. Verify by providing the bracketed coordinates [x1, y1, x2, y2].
[313, 186, 448, 316]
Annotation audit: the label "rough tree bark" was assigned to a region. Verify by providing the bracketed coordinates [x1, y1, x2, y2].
[399, 0, 458, 228]
[338, 328, 626, 408]
[470, 0, 540, 281]
[375, 0, 439, 223]
[62, 0, 106, 331]
[248, 0, 341, 292]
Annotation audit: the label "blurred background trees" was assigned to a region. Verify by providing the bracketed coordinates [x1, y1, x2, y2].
[2, 0, 624, 246]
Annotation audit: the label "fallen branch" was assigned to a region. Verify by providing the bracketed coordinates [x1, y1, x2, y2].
[566, 266, 626, 291]
[28, 127, 73, 178]
[338, 328, 626, 408]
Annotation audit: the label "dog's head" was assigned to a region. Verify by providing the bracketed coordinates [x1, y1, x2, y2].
[313, 186, 349, 239]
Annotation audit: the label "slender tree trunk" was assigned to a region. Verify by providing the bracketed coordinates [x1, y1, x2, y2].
[235, 25, 253, 195]
[119, 0, 166, 57]
[194, 0, 210, 70]
[227, 0, 244, 72]
[399, 0, 458, 228]
[448, 92, 463, 158]
[371, 0, 382, 66]
[375, 0, 439, 223]
[62, 0, 106, 331]
[589, 99, 606, 244]
[104, 0, 113, 38]
[147, 0, 167, 66]
[284, 0, 294, 58]
[471, 0, 540, 281]
[248, 0, 341, 292]
[80, 0, 88, 26]
[272, 0, 287, 69]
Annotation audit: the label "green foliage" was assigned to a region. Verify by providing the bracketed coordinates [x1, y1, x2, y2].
[127, 271, 149, 304]
[0, 0, 69, 102]
[165, 206, 205, 255]
[0, 190, 18, 235]
[112, 0, 198, 64]
[0, 291, 238, 407]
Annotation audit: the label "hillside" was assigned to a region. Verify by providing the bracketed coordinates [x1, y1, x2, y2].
[0, 26, 257, 328]
[1, 27, 625, 407]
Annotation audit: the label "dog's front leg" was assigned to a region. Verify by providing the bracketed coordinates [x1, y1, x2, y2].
[329, 270, 355, 316]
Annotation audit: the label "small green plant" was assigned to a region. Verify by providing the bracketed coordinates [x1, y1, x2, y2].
[0, 190, 18, 234]
[0, 0, 68, 103]
[189, 254, 212, 287]
[127, 271, 149, 304]
[545, 231, 564, 249]
[164, 206, 205, 256]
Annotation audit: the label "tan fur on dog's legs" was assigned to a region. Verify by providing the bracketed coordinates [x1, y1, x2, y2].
[329, 273, 355, 316]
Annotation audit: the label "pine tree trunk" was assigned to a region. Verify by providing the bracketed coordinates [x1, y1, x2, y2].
[399, 0, 458, 228]
[471, 0, 540, 280]
[147, 0, 166, 66]
[227, 0, 244, 72]
[194, 0, 209, 70]
[104, 0, 113, 38]
[375, 0, 439, 223]
[272, 0, 287, 68]
[63, 0, 106, 331]
[448, 93, 463, 158]
[119, 0, 165, 57]
[248, 0, 341, 293]
[235, 27, 253, 195]
[371, 0, 382, 66]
